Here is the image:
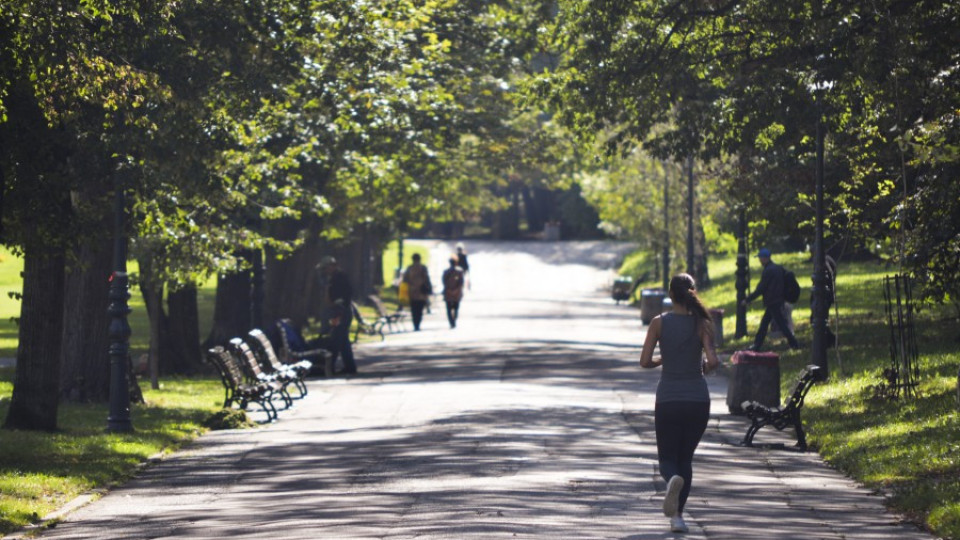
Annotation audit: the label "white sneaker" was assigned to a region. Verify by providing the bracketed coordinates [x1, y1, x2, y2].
[663, 475, 684, 517]
[670, 515, 689, 533]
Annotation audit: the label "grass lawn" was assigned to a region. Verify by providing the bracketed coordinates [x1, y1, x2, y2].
[0, 373, 225, 534]
[623, 250, 960, 539]
[0, 247, 218, 360]
[0, 249, 23, 358]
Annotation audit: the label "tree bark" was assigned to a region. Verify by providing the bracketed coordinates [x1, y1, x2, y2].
[250, 249, 265, 330]
[166, 284, 202, 374]
[138, 257, 164, 390]
[492, 185, 521, 240]
[205, 260, 252, 348]
[263, 222, 322, 329]
[694, 196, 711, 288]
[60, 236, 112, 402]
[521, 186, 543, 232]
[4, 245, 66, 431]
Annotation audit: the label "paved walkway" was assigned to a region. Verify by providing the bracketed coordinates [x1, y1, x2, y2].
[18, 241, 936, 539]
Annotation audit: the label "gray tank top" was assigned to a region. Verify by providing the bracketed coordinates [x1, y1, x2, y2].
[655, 312, 709, 403]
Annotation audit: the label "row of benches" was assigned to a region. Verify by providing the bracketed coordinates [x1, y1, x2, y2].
[205, 320, 333, 422]
[205, 308, 823, 447]
[204, 294, 407, 422]
[351, 295, 407, 342]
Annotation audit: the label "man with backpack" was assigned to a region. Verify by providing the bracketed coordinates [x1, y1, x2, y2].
[741, 248, 801, 351]
[318, 256, 357, 375]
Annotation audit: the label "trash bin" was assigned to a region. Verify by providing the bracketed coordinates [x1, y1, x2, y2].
[726, 350, 780, 415]
[640, 288, 666, 325]
[709, 308, 724, 347]
[612, 277, 633, 304]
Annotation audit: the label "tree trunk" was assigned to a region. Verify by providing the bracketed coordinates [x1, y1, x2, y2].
[521, 186, 544, 233]
[337, 239, 365, 298]
[372, 234, 385, 291]
[535, 187, 557, 230]
[250, 249, 265, 330]
[0, 166, 5, 240]
[165, 284, 201, 374]
[60, 236, 112, 402]
[138, 257, 164, 390]
[694, 196, 711, 288]
[358, 224, 372, 298]
[492, 186, 521, 240]
[264, 226, 322, 329]
[4, 245, 66, 431]
[205, 261, 252, 348]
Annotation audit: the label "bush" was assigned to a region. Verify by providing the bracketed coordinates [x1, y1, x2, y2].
[202, 408, 254, 430]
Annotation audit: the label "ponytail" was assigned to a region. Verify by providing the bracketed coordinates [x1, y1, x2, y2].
[668, 273, 713, 339]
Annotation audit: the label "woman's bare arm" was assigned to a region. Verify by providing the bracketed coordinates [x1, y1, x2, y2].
[639, 316, 662, 368]
[700, 325, 720, 373]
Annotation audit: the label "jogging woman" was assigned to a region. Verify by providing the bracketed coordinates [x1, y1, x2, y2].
[639, 273, 720, 533]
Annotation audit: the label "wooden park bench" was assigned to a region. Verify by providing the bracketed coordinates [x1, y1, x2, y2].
[247, 328, 311, 398]
[227, 337, 293, 409]
[276, 318, 335, 378]
[366, 294, 406, 334]
[740, 364, 822, 451]
[352, 301, 385, 343]
[205, 346, 278, 422]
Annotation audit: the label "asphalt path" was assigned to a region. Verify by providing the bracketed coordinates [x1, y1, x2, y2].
[22, 240, 936, 539]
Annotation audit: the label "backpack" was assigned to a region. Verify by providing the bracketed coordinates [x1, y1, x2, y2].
[783, 269, 801, 304]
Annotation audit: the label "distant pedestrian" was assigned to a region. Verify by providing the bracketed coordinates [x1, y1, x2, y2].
[402, 253, 432, 331]
[455, 243, 470, 288]
[441, 256, 465, 328]
[318, 256, 357, 375]
[741, 248, 800, 351]
[640, 273, 720, 533]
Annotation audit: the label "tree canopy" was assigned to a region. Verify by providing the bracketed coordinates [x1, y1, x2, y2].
[1, 0, 958, 430]
[0, 0, 567, 429]
[529, 0, 960, 303]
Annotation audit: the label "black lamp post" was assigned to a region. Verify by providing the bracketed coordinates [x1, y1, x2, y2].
[686, 155, 695, 276]
[397, 236, 404, 285]
[810, 107, 830, 380]
[106, 175, 133, 433]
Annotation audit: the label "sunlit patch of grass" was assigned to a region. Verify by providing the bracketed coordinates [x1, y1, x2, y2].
[0, 251, 218, 359]
[800, 342, 960, 538]
[0, 373, 225, 534]
[0, 248, 24, 357]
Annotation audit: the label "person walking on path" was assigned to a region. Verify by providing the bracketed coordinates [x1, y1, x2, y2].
[319, 256, 357, 374]
[740, 247, 800, 351]
[640, 273, 720, 533]
[441, 256, 465, 329]
[455, 243, 470, 289]
[402, 253, 432, 331]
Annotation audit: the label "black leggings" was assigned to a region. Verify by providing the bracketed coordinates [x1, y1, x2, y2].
[410, 300, 427, 330]
[654, 400, 710, 513]
[445, 300, 460, 327]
